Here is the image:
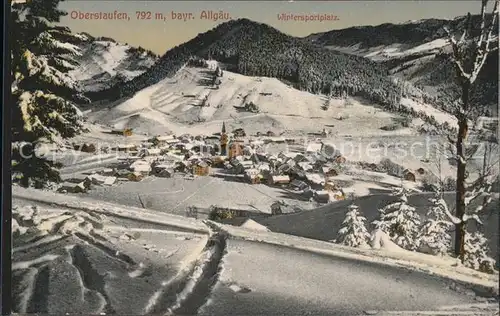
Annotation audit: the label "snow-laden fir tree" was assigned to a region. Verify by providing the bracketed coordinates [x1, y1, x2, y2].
[335, 203, 370, 248]
[11, 0, 85, 188]
[371, 186, 422, 251]
[417, 191, 453, 256]
[463, 231, 496, 274]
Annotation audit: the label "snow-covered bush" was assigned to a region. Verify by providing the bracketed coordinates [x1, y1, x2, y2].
[335, 204, 370, 248]
[371, 186, 422, 251]
[417, 193, 453, 256]
[370, 229, 404, 251]
[463, 231, 496, 274]
[379, 158, 405, 177]
[208, 206, 234, 221]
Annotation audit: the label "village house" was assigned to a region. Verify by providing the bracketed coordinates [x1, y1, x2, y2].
[73, 143, 96, 153]
[324, 181, 338, 192]
[111, 128, 133, 137]
[240, 160, 254, 169]
[58, 182, 88, 193]
[204, 135, 220, 147]
[335, 155, 347, 164]
[193, 161, 211, 176]
[211, 155, 226, 167]
[270, 201, 283, 215]
[152, 164, 175, 178]
[154, 135, 176, 145]
[297, 161, 313, 172]
[233, 128, 246, 137]
[139, 148, 161, 156]
[290, 179, 309, 191]
[403, 169, 416, 182]
[305, 173, 325, 187]
[112, 144, 137, 152]
[127, 172, 144, 182]
[270, 175, 290, 185]
[314, 190, 330, 203]
[199, 144, 215, 156]
[174, 161, 188, 172]
[293, 153, 309, 163]
[130, 160, 152, 175]
[333, 190, 346, 201]
[88, 174, 117, 186]
[277, 163, 294, 175]
[245, 168, 262, 184]
[228, 141, 244, 159]
[306, 142, 322, 153]
[322, 166, 339, 177]
[232, 162, 246, 174]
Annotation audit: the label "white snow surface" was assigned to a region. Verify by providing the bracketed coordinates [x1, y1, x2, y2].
[325, 38, 450, 62]
[86, 63, 453, 137]
[363, 39, 449, 60]
[11, 188, 498, 314]
[67, 37, 156, 92]
[240, 219, 270, 232]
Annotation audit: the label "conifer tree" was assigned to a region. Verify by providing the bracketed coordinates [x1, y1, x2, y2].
[335, 203, 370, 248]
[11, 0, 84, 188]
[463, 231, 496, 274]
[418, 191, 453, 256]
[372, 186, 422, 251]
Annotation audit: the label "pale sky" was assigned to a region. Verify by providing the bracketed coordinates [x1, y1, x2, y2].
[59, 1, 489, 55]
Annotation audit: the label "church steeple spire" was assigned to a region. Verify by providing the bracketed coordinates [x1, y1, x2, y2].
[220, 122, 228, 156]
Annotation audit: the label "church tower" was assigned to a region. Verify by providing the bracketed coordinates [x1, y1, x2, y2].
[220, 122, 228, 156]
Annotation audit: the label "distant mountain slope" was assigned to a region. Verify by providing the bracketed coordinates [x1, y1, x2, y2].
[305, 15, 498, 115]
[53, 30, 158, 92]
[85, 62, 417, 137]
[306, 18, 455, 49]
[87, 19, 402, 110]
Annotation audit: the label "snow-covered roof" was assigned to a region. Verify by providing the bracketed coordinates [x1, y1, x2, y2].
[305, 173, 325, 184]
[245, 168, 260, 175]
[306, 143, 322, 153]
[315, 190, 329, 196]
[298, 162, 313, 170]
[156, 135, 176, 141]
[272, 175, 290, 181]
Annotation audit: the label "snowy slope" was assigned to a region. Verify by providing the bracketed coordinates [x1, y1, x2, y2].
[11, 188, 499, 314]
[86, 62, 454, 137]
[324, 38, 450, 62]
[258, 192, 499, 260]
[306, 16, 498, 117]
[63, 33, 157, 92]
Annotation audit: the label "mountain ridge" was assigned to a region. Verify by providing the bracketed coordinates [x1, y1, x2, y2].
[59, 31, 159, 92]
[303, 14, 498, 115]
[85, 18, 401, 111]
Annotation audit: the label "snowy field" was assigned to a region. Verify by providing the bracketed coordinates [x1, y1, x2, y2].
[200, 239, 488, 315]
[76, 174, 315, 214]
[12, 197, 208, 314]
[11, 189, 499, 315]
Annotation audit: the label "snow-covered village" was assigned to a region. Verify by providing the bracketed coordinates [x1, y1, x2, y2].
[7, 0, 500, 315]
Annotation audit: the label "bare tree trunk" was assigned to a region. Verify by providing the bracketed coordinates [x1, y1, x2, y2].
[454, 86, 469, 261]
[446, 0, 498, 262]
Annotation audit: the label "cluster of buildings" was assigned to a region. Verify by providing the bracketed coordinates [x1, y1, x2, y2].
[65, 123, 348, 203]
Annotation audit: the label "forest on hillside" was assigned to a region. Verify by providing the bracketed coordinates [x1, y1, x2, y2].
[86, 19, 402, 110]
